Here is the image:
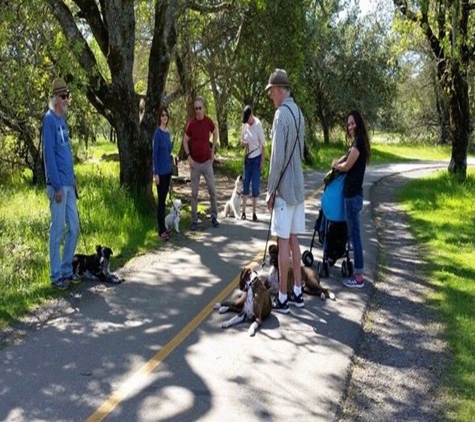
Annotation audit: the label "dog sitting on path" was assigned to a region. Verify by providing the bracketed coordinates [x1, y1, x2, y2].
[267, 244, 335, 300]
[165, 199, 182, 233]
[222, 175, 243, 219]
[214, 268, 272, 336]
[73, 245, 122, 284]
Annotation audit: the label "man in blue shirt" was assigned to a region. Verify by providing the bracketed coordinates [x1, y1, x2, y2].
[42, 77, 80, 290]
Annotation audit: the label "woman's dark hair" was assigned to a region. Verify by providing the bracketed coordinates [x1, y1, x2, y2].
[157, 106, 169, 126]
[346, 109, 371, 164]
[242, 105, 252, 124]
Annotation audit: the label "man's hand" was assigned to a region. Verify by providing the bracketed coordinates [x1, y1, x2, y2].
[266, 194, 275, 212]
[54, 190, 63, 203]
[188, 155, 195, 169]
[154, 175, 160, 185]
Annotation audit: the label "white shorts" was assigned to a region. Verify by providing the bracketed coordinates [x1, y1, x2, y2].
[271, 197, 305, 239]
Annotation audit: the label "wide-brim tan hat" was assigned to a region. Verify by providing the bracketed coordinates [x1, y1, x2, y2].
[265, 68, 290, 90]
[51, 77, 69, 96]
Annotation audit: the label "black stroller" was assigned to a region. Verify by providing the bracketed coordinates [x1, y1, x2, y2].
[301, 170, 354, 278]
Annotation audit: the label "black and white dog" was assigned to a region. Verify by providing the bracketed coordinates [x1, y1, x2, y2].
[73, 245, 122, 284]
[222, 175, 243, 219]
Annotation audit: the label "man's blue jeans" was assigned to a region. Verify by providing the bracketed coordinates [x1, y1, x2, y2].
[47, 185, 79, 283]
[345, 195, 364, 274]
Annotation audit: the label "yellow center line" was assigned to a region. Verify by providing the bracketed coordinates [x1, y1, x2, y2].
[86, 179, 324, 421]
[85, 259, 261, 422]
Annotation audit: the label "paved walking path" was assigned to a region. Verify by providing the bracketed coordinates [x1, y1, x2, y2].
[0, 160, 465, 422]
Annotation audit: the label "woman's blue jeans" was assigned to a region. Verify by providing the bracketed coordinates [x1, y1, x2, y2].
[345, 195, 364, 274]
[47, 185, 79, 283]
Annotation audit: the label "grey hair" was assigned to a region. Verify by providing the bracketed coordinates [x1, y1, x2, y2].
[194, 95, 206, 106]
[278, 86, 291, 95]
[48, 95, 60, 111]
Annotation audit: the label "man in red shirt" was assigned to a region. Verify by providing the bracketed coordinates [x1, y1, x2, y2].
[183, 96, 219, 230]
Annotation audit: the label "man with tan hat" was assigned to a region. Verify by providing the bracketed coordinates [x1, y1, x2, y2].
[42, 77, 80, 290]
[265, 68, 306, 313]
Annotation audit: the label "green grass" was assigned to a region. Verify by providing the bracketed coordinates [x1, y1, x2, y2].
[0, 138, 460, 328]
[0, 157, 159, 329]
[1, 136, 473, 422]
[398, 169, 475, 422]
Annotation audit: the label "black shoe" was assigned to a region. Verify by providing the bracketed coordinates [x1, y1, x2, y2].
[288, 291, 305, 308]
[211, 217, 220, 228]
[51, 279, 69, 290]
[64, 274, 82, 285]
[241, 212, 246, 220]
[252, 213, 258, 221]
[272, 296, 290, 314]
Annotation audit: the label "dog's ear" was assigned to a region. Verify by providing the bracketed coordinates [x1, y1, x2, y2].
[102, 247, 113, 259]
[96, 245, 102, 253]
[239, 267, 251, 290]
[269, 244, 277, 254]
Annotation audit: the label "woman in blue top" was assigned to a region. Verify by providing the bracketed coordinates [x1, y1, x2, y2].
[332, 110, 371, 289]
[153, 106, 173, 240]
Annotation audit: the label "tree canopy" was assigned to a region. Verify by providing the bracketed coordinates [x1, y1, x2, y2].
[0, 0, 473, 189]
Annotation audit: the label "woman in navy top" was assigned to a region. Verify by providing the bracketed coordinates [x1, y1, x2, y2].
[332, 110, 371, 289]
[153, 106, 173, 240]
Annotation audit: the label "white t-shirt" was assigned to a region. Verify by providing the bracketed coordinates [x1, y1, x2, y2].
[241, 117, 265, 159]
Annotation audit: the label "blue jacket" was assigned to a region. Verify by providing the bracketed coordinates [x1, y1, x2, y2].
[152, 127, 172, 176]
[42, 110, 75, 191]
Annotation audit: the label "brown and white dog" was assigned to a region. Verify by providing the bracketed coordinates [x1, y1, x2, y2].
[214, 268, 272, 336]
[266, 244, 335, 300]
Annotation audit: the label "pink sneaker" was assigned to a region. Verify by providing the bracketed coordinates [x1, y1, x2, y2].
[343, 276, 364, 289]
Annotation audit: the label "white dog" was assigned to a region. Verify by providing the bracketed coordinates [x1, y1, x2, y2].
[222, 175, 243, 219]
[165, 199, 182, 233]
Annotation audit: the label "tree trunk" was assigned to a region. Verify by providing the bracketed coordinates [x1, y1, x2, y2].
[216, 105, 228, 148]
[25, 129, 45, 185]
[434, 72, 451, 145]
[393, 0, 471, 181]
[322, 121, 330, 145]
[113, 94, 153, 204]
[439, 105, 451, 145]
[446, 64, 470, 179]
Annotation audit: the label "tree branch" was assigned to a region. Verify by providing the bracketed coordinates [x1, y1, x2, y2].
[44, 0, 105, 79]
[72, 0, 109, 57]
[187, 1, 233, 13]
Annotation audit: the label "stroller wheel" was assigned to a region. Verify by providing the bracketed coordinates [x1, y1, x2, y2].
[341, 260, 348, 277]
[302, 250, 314, 267]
